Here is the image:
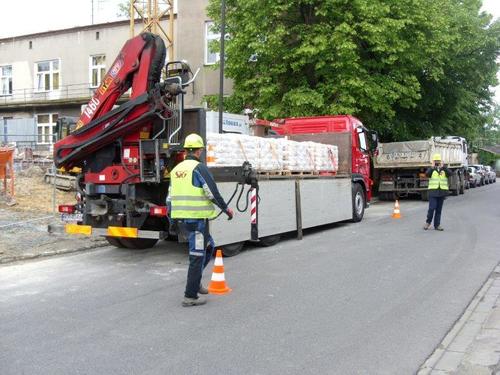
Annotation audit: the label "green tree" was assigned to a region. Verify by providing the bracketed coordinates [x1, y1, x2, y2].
[207, 0, 500, 142]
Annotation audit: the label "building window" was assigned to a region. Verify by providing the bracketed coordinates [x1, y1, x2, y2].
[204, 21, 220, 65]
[29, 41, 32, 49]
[36, 113, 58, 144]
[90, 55, 106, 88]
[0, 65, 12, 96]
[96, 31, 100, 40]
[35, 59, 60, 91]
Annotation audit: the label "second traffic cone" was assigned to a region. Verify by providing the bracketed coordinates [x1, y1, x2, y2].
[392, 199, 402, 219]
[208, 249, 232, 295]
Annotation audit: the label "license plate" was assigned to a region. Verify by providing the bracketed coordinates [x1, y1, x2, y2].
[61, 213, 83, 222]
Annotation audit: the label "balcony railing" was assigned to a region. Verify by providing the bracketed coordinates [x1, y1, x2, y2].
[0, 83, 130, 106]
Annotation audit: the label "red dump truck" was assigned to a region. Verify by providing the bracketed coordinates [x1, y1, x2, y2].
[55, 33, 377, 256]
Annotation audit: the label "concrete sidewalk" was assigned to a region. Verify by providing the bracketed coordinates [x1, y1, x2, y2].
[419, 264, 500, 374]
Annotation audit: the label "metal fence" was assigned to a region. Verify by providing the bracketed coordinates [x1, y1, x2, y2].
[1, 83, 97, 106]
[1, 118, 38, 145]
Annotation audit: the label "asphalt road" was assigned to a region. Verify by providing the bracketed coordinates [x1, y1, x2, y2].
[1, 183, 499, 375]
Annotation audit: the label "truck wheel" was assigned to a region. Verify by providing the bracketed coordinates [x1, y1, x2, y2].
[258, 234, 281, 247]
[451, 179, 459, 196]
[106, 236, 126, 248]
[421, 191, 429, 201]
[378, 192, 388, 201]
[221, 242, 244, 257]
[459, 178, 465, 194]
[351, 184, 365, 223]
[120, 238, 159, 249]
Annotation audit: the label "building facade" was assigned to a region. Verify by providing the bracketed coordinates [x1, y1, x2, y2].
[0, 0, 231, 147]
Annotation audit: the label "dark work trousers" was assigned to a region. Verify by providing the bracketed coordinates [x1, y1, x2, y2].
[183, 219, 215, 298]
[426, 196, 445, 228]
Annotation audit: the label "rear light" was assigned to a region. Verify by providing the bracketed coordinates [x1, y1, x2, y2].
[149, 206, 168, 217]
[58, 205, 76, 214]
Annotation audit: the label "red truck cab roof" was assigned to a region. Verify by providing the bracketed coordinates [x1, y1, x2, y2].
[271, 115, 364, 135]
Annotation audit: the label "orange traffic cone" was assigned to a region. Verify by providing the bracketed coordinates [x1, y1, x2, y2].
[392, 199, 402, 219]
[208, 249, 232, 295]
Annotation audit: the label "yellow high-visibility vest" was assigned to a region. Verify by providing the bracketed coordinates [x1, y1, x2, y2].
[170, 159, 217, 219]
[428, 169, 449, 190]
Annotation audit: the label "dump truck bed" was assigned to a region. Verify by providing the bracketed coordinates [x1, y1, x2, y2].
[374, 138, 466, 169]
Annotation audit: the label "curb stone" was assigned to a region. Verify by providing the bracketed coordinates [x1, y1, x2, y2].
[418, 264, 500, 374]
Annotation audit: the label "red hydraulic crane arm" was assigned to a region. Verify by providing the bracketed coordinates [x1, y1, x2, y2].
[54, 33, 167, 169]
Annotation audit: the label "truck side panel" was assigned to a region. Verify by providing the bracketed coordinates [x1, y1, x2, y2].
[300, 178, 352, 228]
[210, 178, 352, 246]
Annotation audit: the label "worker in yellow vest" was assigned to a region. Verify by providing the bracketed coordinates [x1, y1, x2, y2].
[424, 153, 450, 231]
[168, 133, 233, 307]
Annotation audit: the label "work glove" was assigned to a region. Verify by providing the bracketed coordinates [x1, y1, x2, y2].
[226, 208, 234, 220]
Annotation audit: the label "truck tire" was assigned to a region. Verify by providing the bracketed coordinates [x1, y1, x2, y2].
[258, 234, 281, 247]
[106, 236, 126, 248]
[451, 178, 459, 196]
[221, 242, 244, 257]
[459, 176, 465, 194]
[120, 238, 159, 249]
[351, 183, 365, 223]
[379, 192, 396, 201]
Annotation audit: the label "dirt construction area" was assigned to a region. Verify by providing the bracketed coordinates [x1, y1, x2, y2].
[0, 167, 105, 263]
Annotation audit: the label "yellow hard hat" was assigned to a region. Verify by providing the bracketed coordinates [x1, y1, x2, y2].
[183, 133, 204, 149]
[432, 153, 442, 161]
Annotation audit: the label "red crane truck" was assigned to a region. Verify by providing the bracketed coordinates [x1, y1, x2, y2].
[55, 33, 377, 256]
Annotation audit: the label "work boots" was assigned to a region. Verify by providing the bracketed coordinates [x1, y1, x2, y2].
[435, 226, 444, 231]
[198, 284, 209, 295]
[423, 223, 431, 230]
[182, 296, 207, 307]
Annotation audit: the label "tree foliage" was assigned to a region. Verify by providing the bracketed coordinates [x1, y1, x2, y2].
[207, 0, 500, 142]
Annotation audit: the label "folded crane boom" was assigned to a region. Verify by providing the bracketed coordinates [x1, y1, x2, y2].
[53, 32, 171, 172]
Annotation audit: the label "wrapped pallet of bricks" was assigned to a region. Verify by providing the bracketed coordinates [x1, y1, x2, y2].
[258, 138, 283, 171]
[206, 133, 261, 168]
[206, 133, 338, 173]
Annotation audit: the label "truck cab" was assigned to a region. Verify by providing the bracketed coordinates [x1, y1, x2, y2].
[271, 115, 374, 201]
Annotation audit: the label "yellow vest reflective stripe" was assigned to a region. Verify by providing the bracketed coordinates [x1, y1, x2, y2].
[170, 159, 217, 219]
[428, 169, 449, 190]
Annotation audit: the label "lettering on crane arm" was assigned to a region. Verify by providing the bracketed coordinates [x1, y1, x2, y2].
[81, 58, 124, 122]
[98, 75, 114, 95]
[109, 58, 124, 78]
[83, 97, 101, 120]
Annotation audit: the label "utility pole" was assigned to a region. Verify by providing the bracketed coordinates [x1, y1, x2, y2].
[218, 0, 226, 134]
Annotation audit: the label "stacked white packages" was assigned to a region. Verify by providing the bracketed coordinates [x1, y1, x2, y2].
[206, 133, 338, 172]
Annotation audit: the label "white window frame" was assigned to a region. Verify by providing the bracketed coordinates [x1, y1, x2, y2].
[89, 54, 106, 88]
[36, 113, 58, 144]
[204, 21, 220, 65]
[0, 65, 12, 96]
[34, 59, 61, 92]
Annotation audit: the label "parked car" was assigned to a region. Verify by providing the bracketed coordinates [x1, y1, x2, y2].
[484, 166, 496, 183]
[467, 166, 481, 188]
[471, 164, 487, 185]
